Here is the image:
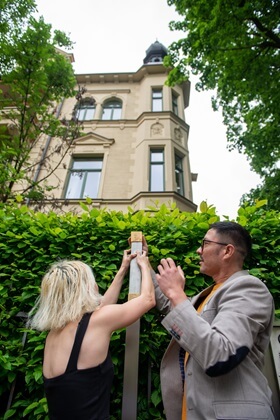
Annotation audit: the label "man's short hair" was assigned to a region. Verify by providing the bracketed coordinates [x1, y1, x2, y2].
[210, 221, 252, 259]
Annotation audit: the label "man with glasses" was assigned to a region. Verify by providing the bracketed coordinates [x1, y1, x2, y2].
[147, 221, 275, 419]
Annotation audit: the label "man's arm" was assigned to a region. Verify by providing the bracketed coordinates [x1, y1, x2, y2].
[161, 273, 274, 376]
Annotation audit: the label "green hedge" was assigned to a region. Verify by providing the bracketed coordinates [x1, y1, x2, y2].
[0, 199, 279, 419]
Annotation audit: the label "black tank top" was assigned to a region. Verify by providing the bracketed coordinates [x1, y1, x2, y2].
[44, 312, 114, 419]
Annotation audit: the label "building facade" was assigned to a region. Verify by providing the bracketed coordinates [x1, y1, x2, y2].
[30, 41, 197, 213]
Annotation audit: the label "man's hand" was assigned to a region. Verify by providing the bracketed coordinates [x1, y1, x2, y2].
[142, 236, 148, 255]
[156, 258, 187, 307]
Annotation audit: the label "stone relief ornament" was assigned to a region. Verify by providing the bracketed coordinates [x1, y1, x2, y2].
[174, 127, 183, 142]
[151, 122, 163, 136]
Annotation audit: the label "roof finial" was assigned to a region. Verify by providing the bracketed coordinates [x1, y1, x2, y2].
[143, 40, 168, 64]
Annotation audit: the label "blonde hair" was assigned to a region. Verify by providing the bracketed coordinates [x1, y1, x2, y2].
[28, 260, 103, 331]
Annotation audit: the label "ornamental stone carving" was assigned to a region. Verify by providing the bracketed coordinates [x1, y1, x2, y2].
[174, 127, 183, 142]
[151, 122, 163, 137]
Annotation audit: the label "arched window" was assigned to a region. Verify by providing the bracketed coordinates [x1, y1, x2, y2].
[75, 98, 96, 121]
[102, 99, 122, 120]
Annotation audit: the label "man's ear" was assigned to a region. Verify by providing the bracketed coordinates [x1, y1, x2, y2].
[224, 244, 235, 259]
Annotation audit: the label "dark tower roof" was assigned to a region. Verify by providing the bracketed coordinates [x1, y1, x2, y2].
[143, 40, 168, 64]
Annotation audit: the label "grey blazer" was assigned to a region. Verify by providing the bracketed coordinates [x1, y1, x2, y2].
[153, 270, 275, 419]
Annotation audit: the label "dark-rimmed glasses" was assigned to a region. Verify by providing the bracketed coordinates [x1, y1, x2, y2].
[200, 239, 228, 251]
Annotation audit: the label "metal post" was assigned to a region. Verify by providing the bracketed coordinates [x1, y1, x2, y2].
[121, 232, 142, 420]
[6, 312, 28, 411]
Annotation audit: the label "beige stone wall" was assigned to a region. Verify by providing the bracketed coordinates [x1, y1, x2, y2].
[11, 62, 197, 213]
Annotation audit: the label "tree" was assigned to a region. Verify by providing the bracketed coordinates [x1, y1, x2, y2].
[0, 3, 82, 203]
[165, 0, 280, 209]
[240, 168, 280, 210]
[0, 0, 37, 74]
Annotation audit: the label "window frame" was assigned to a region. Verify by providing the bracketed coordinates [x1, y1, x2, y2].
[101, 99, 122, 120]
[149, 148, 165, 192]
[64, 157, 103, 199]
[174, 153, 185, 196]
[75, 98, 96, 121]
[152, 88, 163, 112]
[172, 91, 179, 116]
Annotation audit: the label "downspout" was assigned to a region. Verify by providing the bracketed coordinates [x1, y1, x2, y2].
[26, 98, 65, 205]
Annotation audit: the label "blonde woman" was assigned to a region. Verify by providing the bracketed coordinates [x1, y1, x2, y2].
[28, 248, 155, 420]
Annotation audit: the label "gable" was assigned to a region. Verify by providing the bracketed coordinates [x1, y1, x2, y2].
[73, 132, 115, 147]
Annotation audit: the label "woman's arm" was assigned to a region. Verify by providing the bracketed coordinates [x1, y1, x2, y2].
[142, 235, 173, 314]
[100, 249, 136, 307]
[135, 251, 155, 303]
[96, 251, 155, 332]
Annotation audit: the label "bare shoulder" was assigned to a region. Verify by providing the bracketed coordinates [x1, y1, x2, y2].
[87, 292, 153, 334]
[90, 304, 116, 323]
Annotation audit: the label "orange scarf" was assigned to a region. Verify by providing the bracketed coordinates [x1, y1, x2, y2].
[181, 284, 222, 419]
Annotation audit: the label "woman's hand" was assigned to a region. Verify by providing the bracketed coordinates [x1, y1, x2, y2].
[128, 235, 148, 255]
[120, 249, 137, 271]
[136, 250, 149, 270]
[101, 249, 137, 307]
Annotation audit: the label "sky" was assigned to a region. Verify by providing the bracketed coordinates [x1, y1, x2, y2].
[35, 0, 261, 219]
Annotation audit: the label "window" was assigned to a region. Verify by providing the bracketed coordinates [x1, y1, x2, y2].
[172, 92, 179, 116]
[102, 99, 122, 120]
[152, 88, 163, 111]
[65, 158, 103, 199]
[150, 149, 164, 191]
[175, 154, 184, 195]
[75, 99, 96, 121]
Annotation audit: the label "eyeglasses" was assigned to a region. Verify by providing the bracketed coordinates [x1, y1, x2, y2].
[200, 239, 228, 251]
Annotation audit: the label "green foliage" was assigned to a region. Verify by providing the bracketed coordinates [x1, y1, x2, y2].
[0, 0, 36, 72]
[0, 200, 279, 418]
[240, 169, 280, 211]
[0, 2, 78, 204]
[165, 0, 280, 208]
